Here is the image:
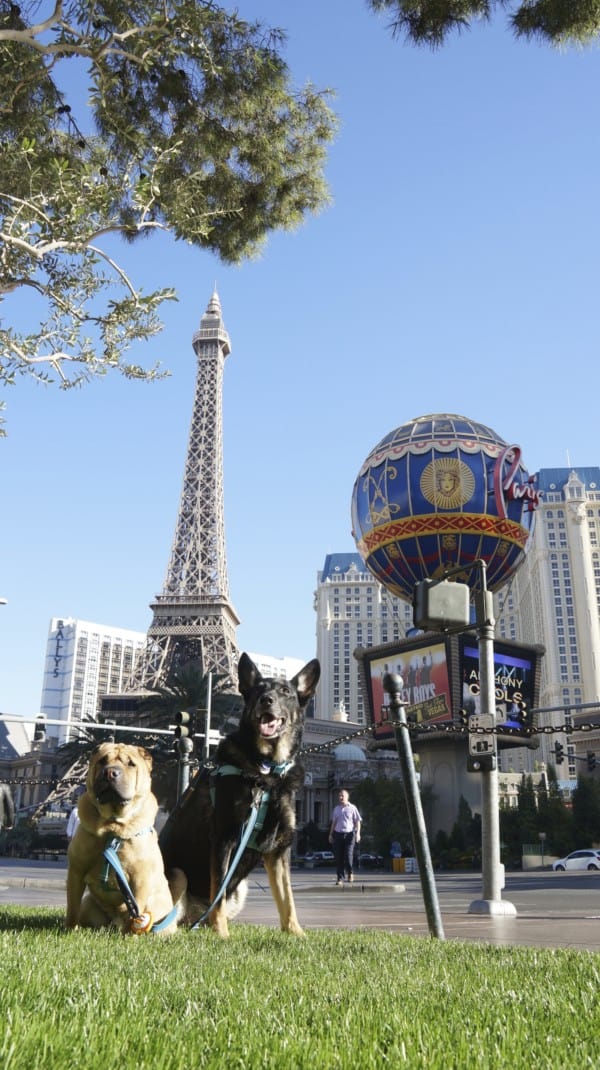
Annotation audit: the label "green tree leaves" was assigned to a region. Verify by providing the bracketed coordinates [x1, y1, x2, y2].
[367, 0, 600, 48]
[0, 1, 336, 431]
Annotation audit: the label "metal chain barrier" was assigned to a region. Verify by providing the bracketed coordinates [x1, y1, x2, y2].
[3, 716, 599, 786]
[300, 714, 600, 756]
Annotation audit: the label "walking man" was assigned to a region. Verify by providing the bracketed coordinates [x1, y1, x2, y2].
[329, 788, 362, 886]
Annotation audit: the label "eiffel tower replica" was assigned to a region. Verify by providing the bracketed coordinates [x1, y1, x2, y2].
[34, 291, 241, 816]
[128, 288, 240, 690]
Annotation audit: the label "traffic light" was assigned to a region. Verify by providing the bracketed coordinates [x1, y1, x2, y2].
[327, 772, 335, 789]
[554, 741, 564, 766]
[514, 700, 527, 725]
[456, 708, 469, 729]
[33, 716, 46, 743]
[587, 751, 596, 773]
[174, 710, 195, 739]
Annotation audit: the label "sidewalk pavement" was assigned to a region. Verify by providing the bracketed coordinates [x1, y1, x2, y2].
[2, 861, 599, 952]
[244, 878, 600, 951]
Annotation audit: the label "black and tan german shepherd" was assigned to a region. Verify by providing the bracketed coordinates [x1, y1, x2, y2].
[160, 652, 320, 937]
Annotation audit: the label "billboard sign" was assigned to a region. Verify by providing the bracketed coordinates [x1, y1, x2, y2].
[460, 638, 537, 734]
[357, 633, 542, 748]
[363, 638, 453, 742]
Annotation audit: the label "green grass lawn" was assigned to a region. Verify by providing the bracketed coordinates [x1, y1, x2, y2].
[0, 907, 598, 1069]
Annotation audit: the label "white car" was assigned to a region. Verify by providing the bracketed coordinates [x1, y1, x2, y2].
[552, 849, 600, 872]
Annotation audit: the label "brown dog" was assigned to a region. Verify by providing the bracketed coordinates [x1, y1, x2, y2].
[66, 742, 177, 935]
[160, 653, 320, 937]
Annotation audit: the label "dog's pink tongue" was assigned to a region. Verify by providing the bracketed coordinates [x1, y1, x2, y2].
[259, 718, 280, 737]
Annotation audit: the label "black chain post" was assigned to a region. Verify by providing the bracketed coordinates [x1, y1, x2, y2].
[383, 672, 445, 940]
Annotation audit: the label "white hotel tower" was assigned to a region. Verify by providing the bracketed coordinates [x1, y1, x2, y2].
[314, 552, 413, 722]
[495, 467, 600, 778]
[40, 617, 147, 744]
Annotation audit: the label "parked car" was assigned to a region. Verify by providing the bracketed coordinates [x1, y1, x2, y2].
[552, 849, 600, 872]
[302, 851, 335, 866]
[358, 853, 384, 870]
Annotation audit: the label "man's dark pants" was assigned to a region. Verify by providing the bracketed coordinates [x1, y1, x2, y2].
[333, 831, 356, 881]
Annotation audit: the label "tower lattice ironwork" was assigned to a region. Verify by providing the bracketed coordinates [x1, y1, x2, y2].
[130, 290, 240, 689]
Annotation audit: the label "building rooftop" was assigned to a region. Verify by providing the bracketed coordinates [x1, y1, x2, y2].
[536, 467, 600, 491]
[320, 553, 370, 583]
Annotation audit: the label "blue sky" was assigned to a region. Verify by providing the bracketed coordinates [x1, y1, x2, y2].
[2, 1, 600, 719]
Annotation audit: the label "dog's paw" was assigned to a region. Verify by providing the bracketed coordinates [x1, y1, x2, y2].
[284, 921, 305, 937]
[129, 913, 153, 935]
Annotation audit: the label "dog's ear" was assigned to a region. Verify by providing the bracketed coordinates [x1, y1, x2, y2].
[291, 659, 320, 708]
[238, 653, 262, 699]
[135, 746, 153, 771]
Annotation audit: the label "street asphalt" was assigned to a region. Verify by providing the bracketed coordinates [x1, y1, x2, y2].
[1, 858, 600, 951]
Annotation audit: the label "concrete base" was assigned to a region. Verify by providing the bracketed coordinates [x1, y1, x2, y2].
[299, 882, 406, 894]
[468, 898, 518, 917]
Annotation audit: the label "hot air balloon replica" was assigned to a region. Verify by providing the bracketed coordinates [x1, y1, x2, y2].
[351, 413, 539, 600]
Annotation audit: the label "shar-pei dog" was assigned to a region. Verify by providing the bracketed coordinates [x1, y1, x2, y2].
[160, 653, 320, 937]
[66, 742, 177, 935]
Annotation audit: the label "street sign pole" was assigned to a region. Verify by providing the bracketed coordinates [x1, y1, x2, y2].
[468, 569, 516, 917]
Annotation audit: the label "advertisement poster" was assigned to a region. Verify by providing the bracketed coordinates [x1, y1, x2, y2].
[369, 641, 453, 739]
[461, 641, 535, 731]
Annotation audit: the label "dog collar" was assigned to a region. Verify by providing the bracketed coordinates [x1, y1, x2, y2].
[208, 759, 295, 824]
[214, 759, 295, 779]
[262, 758, 295, 776]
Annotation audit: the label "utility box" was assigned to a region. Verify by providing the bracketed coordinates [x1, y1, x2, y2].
[413, 578, 471, 631]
